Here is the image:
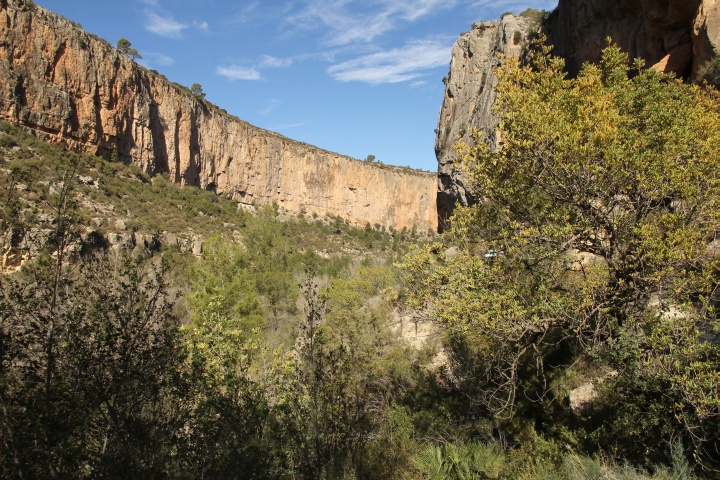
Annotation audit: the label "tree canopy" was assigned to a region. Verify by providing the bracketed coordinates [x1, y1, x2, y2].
[190, 83, 206, 99]
[116, 37, 141, 60]
[401, 39, 720, 471]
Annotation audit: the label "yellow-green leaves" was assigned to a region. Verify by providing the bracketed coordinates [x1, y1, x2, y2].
[402, 39, 720, 456]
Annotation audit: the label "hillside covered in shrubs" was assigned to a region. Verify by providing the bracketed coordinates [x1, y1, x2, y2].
[1, 42, 719, 480]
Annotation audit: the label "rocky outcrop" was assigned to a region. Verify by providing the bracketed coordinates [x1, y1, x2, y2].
[694, 0, 720, 76]
[435, 14, 538, 225]
[436, 1, 720, 223]
[0, 0, 437, 233]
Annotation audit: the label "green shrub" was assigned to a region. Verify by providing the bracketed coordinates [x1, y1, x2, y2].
[519, 8, 548, 25]
[412, 442, 507, 479]
[513, 30, 523, 45]
[561, 455, 676, 480]
[0, 135, 18, 148]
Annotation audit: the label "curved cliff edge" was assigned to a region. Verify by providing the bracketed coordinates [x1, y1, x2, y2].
[0, 0, 437, 233]
[436, 0, 719, 226]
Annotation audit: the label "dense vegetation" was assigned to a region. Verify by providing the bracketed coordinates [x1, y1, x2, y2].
[1, 40, 719, 479]
[0, 121, 447, 479]
[401, 40, 720, 478]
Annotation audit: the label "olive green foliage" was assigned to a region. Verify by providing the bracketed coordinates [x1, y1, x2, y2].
[518, 8, 548, 26]
[274, 268, 419, 478]
[180, 292, 271, 477]
[186, 235, 264, 336]
[0, 122, 428, 478]
[5, 31, 718, 474]
[190, 82, 205, 98]
[0, 256, 185, 479]
[409, 437, 688, 480]
[513, 30, 522, 45]
[177, 253, 421, 478]
[400, 39, 720, 474]
[413, 442, 506, 479]
[0, 122, 411, 478]
[116, 37, 141, 60]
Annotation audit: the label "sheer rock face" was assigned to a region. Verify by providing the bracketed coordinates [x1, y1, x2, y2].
[436, 1, 719, 225]
[435, 14, 536, 226]
[0, 1, 437, 233]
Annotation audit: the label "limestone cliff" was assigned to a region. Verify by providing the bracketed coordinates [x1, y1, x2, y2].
[435, 14, 539, 224]
[0, 0, 437, 233]
[436, 1, 720, 223]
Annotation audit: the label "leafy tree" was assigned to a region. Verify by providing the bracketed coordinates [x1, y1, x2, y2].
[0, 197, 184, 477]
[186, 235, 263, 336]
[180, 299, 271, 477]
[0, 118, 438, 478]
[400, 39, 720, 471]
[244, 204, 299, 331]
[191, 83, 206, 99]
[116, 37, 141, 60]
[264, 269, 417, 479]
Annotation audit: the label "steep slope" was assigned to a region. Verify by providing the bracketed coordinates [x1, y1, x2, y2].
[0, 0, 437, 233]
[436, 1, 720, 223]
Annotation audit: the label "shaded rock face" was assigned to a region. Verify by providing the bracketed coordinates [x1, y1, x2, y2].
[546, 0, 707, 77]
[436, 1, 719, 225]
[694, 0, 720, 75]
[0, 1, 437, 233]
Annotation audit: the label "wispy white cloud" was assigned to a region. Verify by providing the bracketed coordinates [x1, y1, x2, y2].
[260, 55, 293, 68]
[225, 1, 260, 26]
[216, 55, 293, 81]
[216, 65, 261, 81]
[144, 11, 188, 38]
[400, 0, 459, 21]
[260, 99, 282, 115]
[327, 39, 450, 84]
[193, 20, 209, 31]
[288, 0, 458, 46]
[138, 52, 175, 68]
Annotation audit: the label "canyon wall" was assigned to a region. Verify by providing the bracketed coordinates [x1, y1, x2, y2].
[0, 0, 437, 233]
[436, 1, 720, 224]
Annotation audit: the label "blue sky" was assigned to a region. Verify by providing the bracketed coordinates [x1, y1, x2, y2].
[35, 0, 557, 172]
